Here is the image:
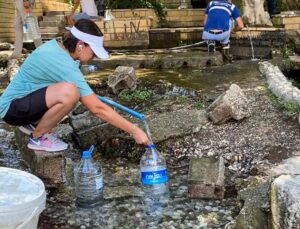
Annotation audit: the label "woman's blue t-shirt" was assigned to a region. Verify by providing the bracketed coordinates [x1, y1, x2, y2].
[0, 39, 94, 118]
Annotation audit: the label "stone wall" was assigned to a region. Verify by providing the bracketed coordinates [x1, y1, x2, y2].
[272, 12, 300, 30]
[0, 0, 42, 42]
[100, 9, 205, 48]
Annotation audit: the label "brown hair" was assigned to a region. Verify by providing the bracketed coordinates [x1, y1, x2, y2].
[62, 19, 104, 53]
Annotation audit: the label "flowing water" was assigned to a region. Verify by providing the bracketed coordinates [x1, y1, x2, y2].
[246, 26, 258, 61]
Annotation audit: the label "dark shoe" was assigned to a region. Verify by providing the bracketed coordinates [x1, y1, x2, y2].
[207, 41, 215, 53]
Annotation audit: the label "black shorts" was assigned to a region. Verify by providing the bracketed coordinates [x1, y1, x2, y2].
[3, 87, 48, 126]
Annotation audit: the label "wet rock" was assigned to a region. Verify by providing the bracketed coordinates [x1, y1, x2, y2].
[271, 175, 300, 229]
[7, 59, 20, 81]
[69, 110, 104, 131]
[188, 157, 225, 199]
[0, 43, 13, 50]
[14, 125, 74, 187]
[233, 178, 271, 229]
[72, 122, 121, 151]
[0, 68, 7, 79]
[206, 84, 251, 124]
[107, 66, 137, 94]
[104, 186, 141, 199]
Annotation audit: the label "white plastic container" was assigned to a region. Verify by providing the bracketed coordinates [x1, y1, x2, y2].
[0, 167, 46, 229]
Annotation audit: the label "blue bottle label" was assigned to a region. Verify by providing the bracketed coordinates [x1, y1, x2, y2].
[141, 169, 168, 185]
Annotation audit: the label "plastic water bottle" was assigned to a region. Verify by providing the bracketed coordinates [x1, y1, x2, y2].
[23, 14, 41, 42]
[74, 145, 104, 208]
[81, 65, 98, 74]
[140, 144, 169, 219]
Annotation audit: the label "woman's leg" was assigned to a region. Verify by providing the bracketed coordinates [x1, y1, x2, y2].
[32, 82, 80, 138]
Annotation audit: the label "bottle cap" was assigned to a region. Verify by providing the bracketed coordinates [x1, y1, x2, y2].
[147, 144, 156, 149]
[82, 150, 91, 158]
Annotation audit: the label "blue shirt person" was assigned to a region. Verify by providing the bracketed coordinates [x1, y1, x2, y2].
[202, 0, 244, 48]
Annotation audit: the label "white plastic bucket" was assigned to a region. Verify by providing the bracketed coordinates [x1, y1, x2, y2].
[0, 167, 46, 229]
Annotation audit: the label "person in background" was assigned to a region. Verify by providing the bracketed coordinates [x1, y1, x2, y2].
[12, 0, 42, 58]
[0, 19, 151, 152]
[67, 0, 98, 27]
[202, 0, 244, 51]
[95, 0, 105, 17]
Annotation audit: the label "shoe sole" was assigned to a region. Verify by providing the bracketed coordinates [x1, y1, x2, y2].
[18, 126, 33, 135]
[27, 144, 68, 152]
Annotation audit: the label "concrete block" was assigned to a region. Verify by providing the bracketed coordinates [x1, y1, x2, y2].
[271, 175, 300, 229]
[14, 129, 66, 187]
[188, 157, 225, 199]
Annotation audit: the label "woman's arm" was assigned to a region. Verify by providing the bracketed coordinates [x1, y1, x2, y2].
[80, 93, 151, 145]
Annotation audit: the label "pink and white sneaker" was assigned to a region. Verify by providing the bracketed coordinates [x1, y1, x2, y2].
[27, 133, 68, 152]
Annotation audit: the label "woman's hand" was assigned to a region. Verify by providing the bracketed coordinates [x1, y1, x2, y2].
[131, 125, 151, 146]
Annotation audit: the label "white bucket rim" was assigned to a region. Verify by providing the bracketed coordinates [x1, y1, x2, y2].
[0, 167, 46, 213]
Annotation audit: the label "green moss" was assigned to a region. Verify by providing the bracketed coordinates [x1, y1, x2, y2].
[119, 89, 155, 103]
[268, 88, 299, 118]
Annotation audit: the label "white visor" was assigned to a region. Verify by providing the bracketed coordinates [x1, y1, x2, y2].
[70, 26, 109, 59]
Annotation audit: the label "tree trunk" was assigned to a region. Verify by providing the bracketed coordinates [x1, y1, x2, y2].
[243, 0, 273, 26]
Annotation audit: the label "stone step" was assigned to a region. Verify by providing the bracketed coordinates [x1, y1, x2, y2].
[40, 27, 59, 33]
[45, 11, 65, 16]
[42, 15, 66, 22]
[41, 33, 61, 39]
[39, 21, 64, 27]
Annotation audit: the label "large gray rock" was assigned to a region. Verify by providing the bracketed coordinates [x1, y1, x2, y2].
[70, 107, 208, 152]
[233, 179, 271, 229]
[145, 108, 208, 142]
[107, 66, 137, 94]
[206, 84, 251, 124]
[271, 175, 300, 229]
[69, 110, 104, 131]
[14, 124, 74, 187]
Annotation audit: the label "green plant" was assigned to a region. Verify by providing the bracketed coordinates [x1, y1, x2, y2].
[282, 100, 299, 117]
[268, 89, 299, 117]
[106, 0, 166, 20]
[119, 89, 155, 103]
[176, 96, 190, 103]
[193, 101, 205, 110]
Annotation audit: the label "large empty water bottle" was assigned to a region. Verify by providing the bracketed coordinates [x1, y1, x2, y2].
[140, 144, 169, 219]
[74, 145, 104, 208]
[23, 13, 41, 42]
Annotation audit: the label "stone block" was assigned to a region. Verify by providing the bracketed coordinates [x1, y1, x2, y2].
[285, 23, 300, 30]
[207, 84, 251, 124]
[14, 129, 67, 186]
[188, 157, 225, 199]
[271, 175, 300, 229]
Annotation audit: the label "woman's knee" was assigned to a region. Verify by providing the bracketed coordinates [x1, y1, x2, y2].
[61, 83, 80, 102]
[48, 82, 80, 104]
